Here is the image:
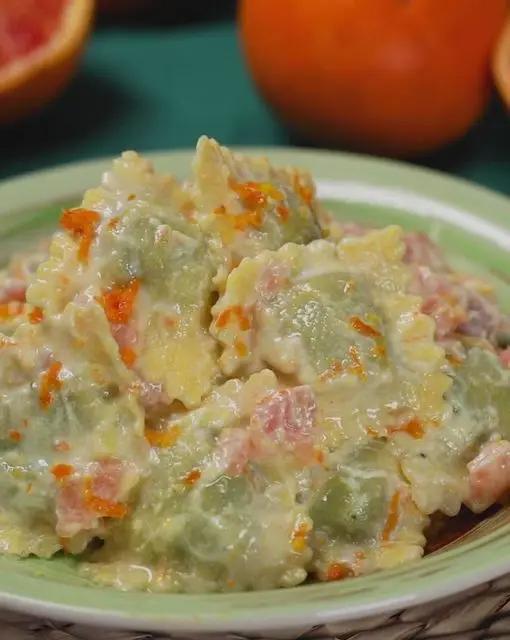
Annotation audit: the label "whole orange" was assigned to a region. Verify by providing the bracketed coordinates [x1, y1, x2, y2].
[240, 0, 508, 157]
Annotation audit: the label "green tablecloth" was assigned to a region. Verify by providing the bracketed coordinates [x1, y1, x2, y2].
[1, 20, 510, 196]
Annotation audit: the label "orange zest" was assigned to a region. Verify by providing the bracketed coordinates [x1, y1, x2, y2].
[389, 417, 424, 439]
[214, 205, 264, 231]
[51, 463, 74, 481]
[319, 359, 343, 383]
[39, 361, 63, 409]
[230, 178, 284, 209]
[230, 180, 265, 209]
[350, 316, 381, 339]
[99, 279, 140, 324]
[215, 305, 251, 330]
[291, 522, 310, 552]
[8, 430, 22, 443]
[28, 306, 44, 324]
[276, 204, 290, 222]
[86, 495, 128, 519]
[182, 468, 201, 486]
[402, 417, 425, 439]
[382, 491, 401, 541]
[234, 339, 248, 357]
[120, 346, 136, 368]
[84, 478, 128, 519]
[216, 178, 286, 233]
[327, 562, 353, 581]
[60, 208, 101, 263]
[144, 425, 182, 448]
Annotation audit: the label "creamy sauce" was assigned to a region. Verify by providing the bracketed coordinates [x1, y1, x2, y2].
[0, 137, 509, 593]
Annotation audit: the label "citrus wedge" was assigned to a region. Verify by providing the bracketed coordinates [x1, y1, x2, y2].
[494, 14, 510, 110]
[0, 0, 94, 125]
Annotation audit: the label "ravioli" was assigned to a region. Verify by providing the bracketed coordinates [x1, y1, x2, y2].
[28, 151, 218, 408]
[211, 227, 449, 443]
[0, 302, 147, 557]
[309, 442, 428, 579]
[82, 370, 426, 591]
[396, 347, 510, 516]
[192, 136, 321, 281]
[81, 371, 314, 592]
[0, 138, 508, 594]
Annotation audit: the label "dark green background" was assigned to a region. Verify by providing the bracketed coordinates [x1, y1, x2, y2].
[1, 9, 510, 195]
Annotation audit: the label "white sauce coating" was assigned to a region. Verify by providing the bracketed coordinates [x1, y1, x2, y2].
[0, 137, 508, 593]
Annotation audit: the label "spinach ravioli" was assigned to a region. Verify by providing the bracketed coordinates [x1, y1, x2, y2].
[0, 137, 509, 593]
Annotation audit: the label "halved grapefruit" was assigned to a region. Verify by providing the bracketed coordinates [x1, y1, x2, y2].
[0, 0, 94, 125]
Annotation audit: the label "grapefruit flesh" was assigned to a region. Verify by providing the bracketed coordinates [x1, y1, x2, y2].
[0, 0, 67, 67]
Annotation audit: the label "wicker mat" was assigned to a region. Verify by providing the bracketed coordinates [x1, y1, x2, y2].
[3, 575, 510, 640]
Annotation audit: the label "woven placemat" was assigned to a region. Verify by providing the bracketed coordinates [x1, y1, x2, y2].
[3, 574, 510, 640]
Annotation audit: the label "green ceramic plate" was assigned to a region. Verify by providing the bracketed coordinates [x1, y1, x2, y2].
[1, 148, 510, 636]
